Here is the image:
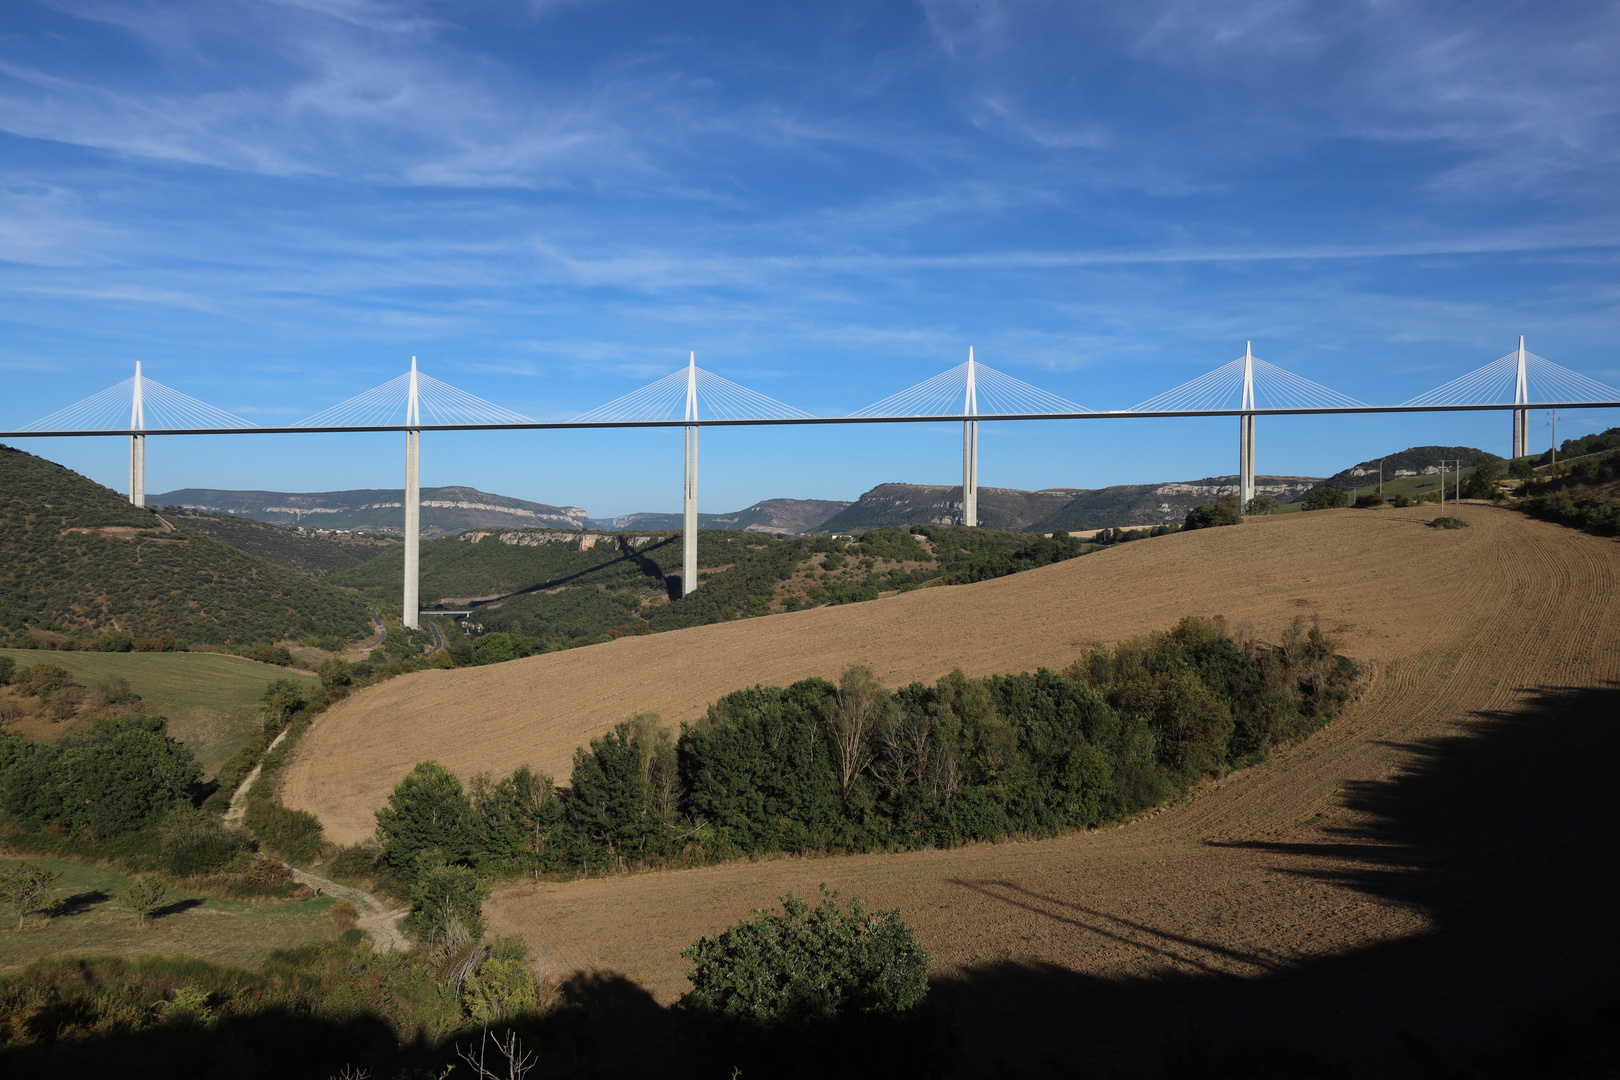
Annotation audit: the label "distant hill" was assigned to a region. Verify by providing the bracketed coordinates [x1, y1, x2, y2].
[603, 498, 852, 536]
[152, 485, 591, 539]
[1319, 446, 1486, 492]
[817, 484, 1081, 533]
[165, 509, 397, 576]
[818, 477, 1323, 534]
[0, 445, 372, 646]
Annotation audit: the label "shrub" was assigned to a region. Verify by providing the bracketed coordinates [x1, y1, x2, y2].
[329, 900, 359, 932]
[462, 957, 539, 1024]
[1244, 495, 1279, 515]
[1302, 486, 1351, 510]
[408, 859, 490, 942]
[241, 800, 324, 863]
[14, 663, 72, 697]
[0, 655, 12, 686]
[162, 824, 252, 876]
[1184, 496, 1242, 530]
[95, 675, 141, 706]
[1390, 493, 1416, 508]
[252, 644, 294, 667]
[44, 685, 86, 721]
[1353, 492, 1386, 508]
[679, 887, 930, 1029]
[95, 631, 135, 653]
[316, 657, 352, 689]
[1430, 516, 1471, 529]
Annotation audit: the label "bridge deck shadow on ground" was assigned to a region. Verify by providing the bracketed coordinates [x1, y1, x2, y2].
[913, 682, 1620, 1070]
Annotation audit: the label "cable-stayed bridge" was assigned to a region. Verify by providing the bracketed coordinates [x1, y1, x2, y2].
[5, 339, 1616, 628]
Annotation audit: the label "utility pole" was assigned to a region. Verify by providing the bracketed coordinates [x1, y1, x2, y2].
[962, 347, 979, 527]
[128, 361, 146, 508]
[1550, 409, 1558, 464]
[1379, 459, 1384, 500]
[682, 352, 699, 596]
[403, 357, 421, 629]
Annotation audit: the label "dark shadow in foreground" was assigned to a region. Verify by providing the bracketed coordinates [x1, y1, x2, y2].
[4, 686, 1617, 1077]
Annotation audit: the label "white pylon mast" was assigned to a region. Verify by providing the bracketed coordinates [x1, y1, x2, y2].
[962, 347, 979, 527]
[1239, 342, 1255, 510]
[403, 356, 421, 629]
[1512, 336, 1529, 459]
[682, 352, 699, 597]
[128, 361, 146, 507]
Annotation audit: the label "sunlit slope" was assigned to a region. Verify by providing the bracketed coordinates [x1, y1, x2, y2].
[286, 506, 1547, 845]
[479, 506, 1619, 1063]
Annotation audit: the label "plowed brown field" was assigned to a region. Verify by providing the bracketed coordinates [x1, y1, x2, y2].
[286, 506, 1620, 1063]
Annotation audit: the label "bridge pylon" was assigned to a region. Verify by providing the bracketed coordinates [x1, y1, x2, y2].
[1239, 343, 1255, 510]
[962, 348, 979, 527]
[683, 352, 699, 597]
[129, 361, 146, 507]
[403, 357, 421, 629]
[1512, 336, 1529, 459]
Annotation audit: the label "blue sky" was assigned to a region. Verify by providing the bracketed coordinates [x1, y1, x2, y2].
[2, 0, 1617, 516]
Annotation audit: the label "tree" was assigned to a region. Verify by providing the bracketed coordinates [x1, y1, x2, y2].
[409, 857, 490, 942]
[376, 761, 476, 880]
[679, 886, 930, 1028]
[118, 875, 168, 927]
[1463, 453, 1504, 499]
[261, 678, 307, 731]
[0, 861, 60, 931]
[1184, 499, 1242, 529]
[565, 715, 676, 861]
[1509, 457, 1536, 481]
[0, 716, 201, 838]
[1245, 495, 1279, 515]
[0, 655, 14, 686]
[821, 666, 892, 799]
[1302, 486, 1351, 510]
[316, 657, 352, 689]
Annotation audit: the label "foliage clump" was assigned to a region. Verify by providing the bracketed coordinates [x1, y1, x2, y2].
[1184, 495, 1242, 530]
[1302, 486, 1352, 510]
[680, 887, 930, 1028]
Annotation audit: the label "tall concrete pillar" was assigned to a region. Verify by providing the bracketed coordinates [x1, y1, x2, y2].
[1238, 343, 1255, 509]
[682, 353, 699, 597]
[1512, 336, 1529, 459]
[129, 361, 146, 507]
[962, 347, 979, 527]
[403, 357, 421, 629]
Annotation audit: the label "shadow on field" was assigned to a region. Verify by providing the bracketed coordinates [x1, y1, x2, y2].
[926, 682, 1620, 1071]
[47, 890, 109, 917]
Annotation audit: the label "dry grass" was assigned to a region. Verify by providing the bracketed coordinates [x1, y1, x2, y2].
[288, 506, 1498, 844]
[0, 857, 339, 972]
[278, 505, 1620, 1064]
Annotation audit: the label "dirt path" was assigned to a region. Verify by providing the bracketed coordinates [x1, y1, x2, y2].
[222, 727, 289, 825]
[290, 866, 411, 952]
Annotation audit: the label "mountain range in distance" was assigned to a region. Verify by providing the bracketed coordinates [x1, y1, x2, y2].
[155, 446, 1484, 537]
[156, 473, 1346, 537]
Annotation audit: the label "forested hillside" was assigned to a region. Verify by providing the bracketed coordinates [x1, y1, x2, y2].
[0, 446, 372, 646]
[332, 524, 1113, 652]
[163, 510, 395, 576]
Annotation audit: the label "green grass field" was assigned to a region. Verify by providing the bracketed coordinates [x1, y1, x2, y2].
[0, 857, 338, 972]
[0, 650, 315, 778]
